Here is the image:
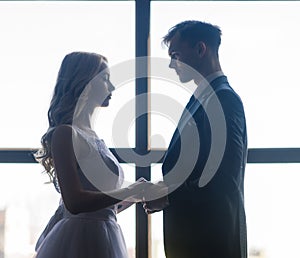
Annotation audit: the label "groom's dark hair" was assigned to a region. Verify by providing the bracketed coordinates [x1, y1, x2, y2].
[162, 20, 222, 54]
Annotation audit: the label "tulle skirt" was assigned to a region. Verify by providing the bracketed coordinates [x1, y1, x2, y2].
[35, 206, 128, 258]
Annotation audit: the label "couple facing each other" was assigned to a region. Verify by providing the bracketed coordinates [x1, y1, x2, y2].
[34, 20, 248, 258]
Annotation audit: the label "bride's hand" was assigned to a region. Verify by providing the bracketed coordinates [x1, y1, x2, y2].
[125, 178, 153, 203]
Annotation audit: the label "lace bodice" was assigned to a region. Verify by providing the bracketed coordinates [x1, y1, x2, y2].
[72, 126, 124, 192]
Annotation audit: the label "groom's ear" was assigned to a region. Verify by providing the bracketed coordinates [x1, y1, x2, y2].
[196, 41, 206, 57]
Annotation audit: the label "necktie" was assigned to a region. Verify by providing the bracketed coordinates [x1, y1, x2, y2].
[178, 94, 197, 128]
[163, 94, 197, 170]
[185, 94, 196, 113]
[166, 94, 197, 150]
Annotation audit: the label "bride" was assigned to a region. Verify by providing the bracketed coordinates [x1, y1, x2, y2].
[34, 52, 150, 258]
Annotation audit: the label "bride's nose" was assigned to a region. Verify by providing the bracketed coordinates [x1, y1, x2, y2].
[108, 81, 115, 92]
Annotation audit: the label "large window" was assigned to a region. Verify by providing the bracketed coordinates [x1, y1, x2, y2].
[1, 1, 300, 258]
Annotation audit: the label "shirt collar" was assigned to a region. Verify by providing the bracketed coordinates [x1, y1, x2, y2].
[193, 71, 224, 99]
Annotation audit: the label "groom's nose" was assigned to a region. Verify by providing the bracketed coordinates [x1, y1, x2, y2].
[169, 58, 177, 69]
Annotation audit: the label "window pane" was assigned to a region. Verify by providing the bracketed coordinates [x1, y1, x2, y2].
[0, 1, 135, 148]
[150, 80, 192, 149]
[149, 163, 300, 258]
[0, 164, 60, 258]
[245, 164, 300, 257]
[151, 1, 300, 148]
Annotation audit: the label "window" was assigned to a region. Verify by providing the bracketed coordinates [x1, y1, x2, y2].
[1, 1, 300, 258]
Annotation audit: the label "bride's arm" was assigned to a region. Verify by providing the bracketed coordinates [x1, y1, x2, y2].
[51, 125, 149, 214]
[116, 200, 134, 213]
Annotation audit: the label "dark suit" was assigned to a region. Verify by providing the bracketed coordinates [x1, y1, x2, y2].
[162, 76, 247, 258]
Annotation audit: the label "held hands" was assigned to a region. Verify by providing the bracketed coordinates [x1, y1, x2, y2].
[125, 179, 169, 214]
[125, 177, 152, 203]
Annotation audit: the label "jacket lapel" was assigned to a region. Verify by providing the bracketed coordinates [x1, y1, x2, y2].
[167, 95, 199, 150]
[165, 76, 228, 156]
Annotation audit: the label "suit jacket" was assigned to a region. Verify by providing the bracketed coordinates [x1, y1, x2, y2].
[162, 76, 248, 258]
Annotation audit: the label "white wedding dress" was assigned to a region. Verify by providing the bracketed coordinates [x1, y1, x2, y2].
[35, 126, 128, 258]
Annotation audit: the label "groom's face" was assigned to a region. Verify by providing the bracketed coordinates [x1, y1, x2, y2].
[168, 32, 199, 83]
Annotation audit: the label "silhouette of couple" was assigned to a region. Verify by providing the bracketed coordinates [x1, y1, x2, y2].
[34, 21, 247, 258]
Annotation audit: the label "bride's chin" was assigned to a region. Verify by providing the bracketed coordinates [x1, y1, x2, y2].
[101, 100, 110, 107]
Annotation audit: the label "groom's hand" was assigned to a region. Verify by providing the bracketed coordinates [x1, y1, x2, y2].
[142, 181, 169, 214]
[143, 198, 168, 214]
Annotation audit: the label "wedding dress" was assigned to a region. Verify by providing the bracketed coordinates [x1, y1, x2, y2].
[35, 126, 128, 258]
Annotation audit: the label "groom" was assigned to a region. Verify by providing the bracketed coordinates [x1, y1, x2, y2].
[144, 21, 248, 258]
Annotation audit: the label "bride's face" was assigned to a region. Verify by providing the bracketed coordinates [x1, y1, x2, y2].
[89, 62, 115, 107]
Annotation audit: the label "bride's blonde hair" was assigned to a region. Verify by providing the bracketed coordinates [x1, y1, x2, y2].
[35, 52, 107, 185]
